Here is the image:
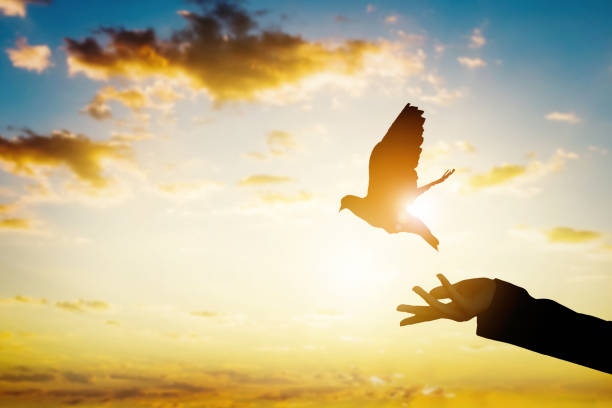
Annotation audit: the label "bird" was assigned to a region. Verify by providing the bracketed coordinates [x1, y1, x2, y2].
[340, 103, 454, 250]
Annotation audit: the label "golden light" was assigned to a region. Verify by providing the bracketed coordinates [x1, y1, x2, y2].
[405, 195, 436, 222]
[319, 241, 395, 303]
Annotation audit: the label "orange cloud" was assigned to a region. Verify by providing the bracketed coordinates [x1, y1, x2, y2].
[0, 129, 131, 188]
[238, 174, 293, 186]
[82, 86, 150, 120]
[0, 0, 49, 17]
[545, 227, 602, 243]
[64, 2, 379, 103]
[6, 37, 52, 73]
[467, 164, 526, 189]
[0, 217, 31, 230]
[464, 149, 578, 193]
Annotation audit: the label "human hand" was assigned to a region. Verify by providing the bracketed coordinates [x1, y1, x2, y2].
[397, 274, 495, 326]
[436, 169, 455, 184]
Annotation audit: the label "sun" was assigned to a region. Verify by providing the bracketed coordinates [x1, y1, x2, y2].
[405, 196, 436, 222]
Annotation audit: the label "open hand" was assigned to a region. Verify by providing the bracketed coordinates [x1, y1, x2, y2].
[397, 274, 495, 326]
[436, 169, 455, 184]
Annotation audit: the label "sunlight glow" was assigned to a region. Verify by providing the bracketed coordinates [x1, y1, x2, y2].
[405, 196, 435, 222]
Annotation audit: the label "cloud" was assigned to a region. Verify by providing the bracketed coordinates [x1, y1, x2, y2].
[64, 1, 380, 103]
[469, 28, 486, 48]
[467, 164, 526, 189]
[419, 87, 464, 105]
[0, 0, 49, 17]
[62, 371, 92, 384]
[266, 130, 298, 157]
[246, 130, 300, 160]
[0, 217, 31, 230]
[238, 174, 293, 186]
[385, 15, 398, 24]
[457, 56, 487, 68]
[545, 227, 602, 243]
[366, 4, 375, 13]
[110, 131, 153, 142]
[545, 111, 580, 124]
[511, 224, 605, 249]
[190, 310, 219, 317]
[6, 37, 53, 73]
[0, 295, 47, 305]
[82, 83, 182, 120]
[0, 129, 131, 188]
[0, 372, 54, 382]
[82, 86, 149, 120]
[422, 140, 475, 160]
[157, 179, 219, 196]
[464, 148, 578, 193]
[588, 145, 608, 155]
[55, 299, 110, 312]
[455, 140, 476, 153]
[244, 151, 267, 160]
[0, 202, 17, 213]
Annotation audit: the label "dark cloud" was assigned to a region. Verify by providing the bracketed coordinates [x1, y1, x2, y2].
[64, 0, 377, 102]
[0, 368, 54, 382]
[62, 371, 92, 384]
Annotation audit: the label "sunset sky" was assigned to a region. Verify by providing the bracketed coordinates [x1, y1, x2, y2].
[0, 0, 611, 406]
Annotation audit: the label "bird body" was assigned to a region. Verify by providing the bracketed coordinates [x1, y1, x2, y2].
[340, 103, 454, 250]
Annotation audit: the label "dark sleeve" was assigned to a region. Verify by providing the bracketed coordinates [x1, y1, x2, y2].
[476, 279, 612, 374]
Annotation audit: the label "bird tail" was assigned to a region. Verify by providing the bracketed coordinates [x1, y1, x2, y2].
[404, 215, 439, 250]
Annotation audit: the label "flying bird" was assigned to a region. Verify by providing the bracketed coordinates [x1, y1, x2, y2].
[340, 103, 454, 250]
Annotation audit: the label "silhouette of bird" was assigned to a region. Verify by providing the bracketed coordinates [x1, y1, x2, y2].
[340, 103, 454, 250]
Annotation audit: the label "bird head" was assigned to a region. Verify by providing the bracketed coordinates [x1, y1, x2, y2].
[339, 195, 359, 212]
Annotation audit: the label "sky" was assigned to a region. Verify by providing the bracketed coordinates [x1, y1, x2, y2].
[0, 0, 611, 407]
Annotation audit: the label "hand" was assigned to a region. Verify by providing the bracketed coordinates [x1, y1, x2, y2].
[436, 169, 455, 184]
[397, 274, 495, 326]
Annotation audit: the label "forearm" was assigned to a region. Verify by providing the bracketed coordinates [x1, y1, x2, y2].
[476, 279, 612, 374]
[417, 181, 438, 195]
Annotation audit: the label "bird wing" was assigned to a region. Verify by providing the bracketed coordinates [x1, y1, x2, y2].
[367, 103, 425, 204]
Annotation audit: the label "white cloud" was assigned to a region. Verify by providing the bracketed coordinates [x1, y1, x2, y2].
[457, 56, 487, 69]
[0, 0, 44, 17]
[6, 37, 52, 73]
[469, 28, 486, 48]
[545, 111, 581, 124]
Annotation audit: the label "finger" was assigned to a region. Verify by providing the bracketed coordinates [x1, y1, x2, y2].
[400, 314, 440, 326]
[397, 304, 433, 313]
[436, 274, 473, 314]
[413, 286, 465, 321]
[429, 285, 450, 299]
